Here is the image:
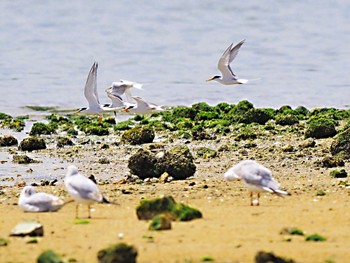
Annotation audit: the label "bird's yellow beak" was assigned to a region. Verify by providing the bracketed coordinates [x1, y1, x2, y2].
[206, 77, 215, 82]
[122, 108, 129, 113]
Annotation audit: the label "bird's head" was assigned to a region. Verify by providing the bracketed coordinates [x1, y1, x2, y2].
[206, 75, 221, 82]
[22, 186, 36, 197]
[67, 165, 79, 177]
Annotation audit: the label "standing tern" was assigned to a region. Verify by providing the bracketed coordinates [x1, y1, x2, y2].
[64, 165, 116, 218]
[207, 39, 249, 85]
[76, 62, 118, 122]
[18, 186, 65, 212]
[224, 160, 290, 206]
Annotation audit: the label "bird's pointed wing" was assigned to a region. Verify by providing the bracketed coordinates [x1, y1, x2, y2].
[217, 43, 237, 79]
[133, 96, 151, 109]
[120, 79, 143, 90]
[228, 39, 245, 64]
[107, 93, 125, 108]
[84, 62, 100, 107]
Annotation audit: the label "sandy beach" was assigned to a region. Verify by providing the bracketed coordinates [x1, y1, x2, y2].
[0, 113, 350, 263]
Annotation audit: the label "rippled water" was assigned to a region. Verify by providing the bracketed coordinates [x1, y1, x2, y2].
[0, 0, 350, 116]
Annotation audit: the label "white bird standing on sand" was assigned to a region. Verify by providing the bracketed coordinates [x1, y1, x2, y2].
[224, 160, 290, 206]
[64, 165, 113, 218]
[76, 62, 118, 122]
[18, 186, 65, 212]
[207, 39, 249, 85]
[123, 96, 164, 115]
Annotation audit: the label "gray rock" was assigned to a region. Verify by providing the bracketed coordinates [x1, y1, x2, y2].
[10, 221, 44, 237]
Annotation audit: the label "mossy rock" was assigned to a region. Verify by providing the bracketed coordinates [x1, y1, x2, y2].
[84, 125, 109, 136]
[235, 127, 257, 141]
[0, 112, 12, 120]
[255, 251, 295, 263]
[275, 114, 299, 126]
[149, 214, 172, 231]
[97, 243, 137, 263]
[56, 137, 74, 148]
[136, 196, 202, 221]
[320, 156, 344, 168]
[155, 146, 196, 180]
[235, 100, 254, 114]
[121, 126, 154, 145]
[304, 117, 336, 139]
[1, 117, 25, 132]
[30, 122, 55, 136]
[309, 107, 350, 120]
[13, 155, 41, 164]
[330, 169, 347, 178]
[195, 111, 219, 121]
[0, 135, 18, 147]
[128, 149, 158, 179]
[294, 106, 310, 117]
[192, 102, 213, 112]
[330, 128, 350, 158]
[196, 147, 217, 158]
[19, 137, 46, 151]
[240, 108, 274, 125]
[37, 249, 63, 263]
[114, 120, 134, 131]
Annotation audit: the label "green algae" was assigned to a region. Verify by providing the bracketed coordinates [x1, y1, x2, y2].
[30, 122, 55, 136]
[121, 126, 154, 145]
[37, 249, 63, 263]
[97, 243, 137, 263]
[136, 196, 202, 221]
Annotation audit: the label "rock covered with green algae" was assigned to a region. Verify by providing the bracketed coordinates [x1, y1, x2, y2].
[97, 243, 138, 263]
[128, 145, 196, 180]
[37, 249, 63, 263]
[56, 136, 74, 148]
[304, 117, 337, 139]
[136, 196, 202, 221]
[330, 127, 350, 158]
[18, 137, 46, 151]
[12, 154, 41, 164]
[128, 149, 158, 179]
[0, 135, 18, 147]
[155, 145, 196, 180]
[29, 122, 55, 136]
[148, 214, 172, 231]
[121, 126, 155, 145]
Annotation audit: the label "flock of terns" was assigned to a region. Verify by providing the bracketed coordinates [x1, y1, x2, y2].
[75, 39, 252, 122]
[17, 40, 290, 218]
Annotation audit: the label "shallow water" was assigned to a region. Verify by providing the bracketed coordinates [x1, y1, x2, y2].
[0, 1, 350, 116]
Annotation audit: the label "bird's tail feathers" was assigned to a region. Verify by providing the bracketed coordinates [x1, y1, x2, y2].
[272, 189, 290, 197]
[102, 196, 120, 205]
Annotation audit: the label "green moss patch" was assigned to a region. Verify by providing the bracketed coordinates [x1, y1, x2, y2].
[136, 196, 202, 222]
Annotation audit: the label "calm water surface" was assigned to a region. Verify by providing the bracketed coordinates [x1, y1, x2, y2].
[0, 0, 350, 115]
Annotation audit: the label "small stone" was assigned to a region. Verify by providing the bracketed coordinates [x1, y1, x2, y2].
[56, 136, 74, 148]
[0, 135, 18, 147]
[12, 155, 41, 164]
[10, 221, 44, 237]
[282, 144, 294, 152]
[159, 172, 170, 183]
[299, 138, 316, 149]
[37, 249, 63, 263]
[97, 243, 138, 263]
[330, 169, 348, 178]
[149, 214, 172, 231]
[150, 178, 159, 183]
